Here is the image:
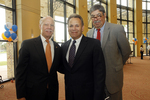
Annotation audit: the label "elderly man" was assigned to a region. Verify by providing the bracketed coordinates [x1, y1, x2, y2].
[86, 4, 131, 100]
[15, 16, 61, 100]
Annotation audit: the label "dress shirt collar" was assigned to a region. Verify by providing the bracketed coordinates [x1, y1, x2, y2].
[40, 34, 53, 43]
[71, 34, 83, 44]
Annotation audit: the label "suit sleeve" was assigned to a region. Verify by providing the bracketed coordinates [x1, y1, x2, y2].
[15, 40, 29, 99]
[86, 28, 93, 38]
[93, 40, 106, 100]
[57, 46, 65, 74]
[86, 31, 90, 37]
[117, 25, 131, 65]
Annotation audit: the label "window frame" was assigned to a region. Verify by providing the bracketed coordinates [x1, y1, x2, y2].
[142, 0, 150, 55]
[47, 0, 76, 43]
[117, 0, 135, 56]
[0, 0, 17, 82]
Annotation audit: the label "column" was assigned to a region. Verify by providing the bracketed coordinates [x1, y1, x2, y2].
[108, 0, 117, 24]
[16, 0, 40, 51]
[134, 0, 142, 57]
[76, 0, 88, 36]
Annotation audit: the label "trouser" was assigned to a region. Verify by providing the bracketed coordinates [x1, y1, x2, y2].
[140, 51, 143, 59]
[44, 89, 49, 100]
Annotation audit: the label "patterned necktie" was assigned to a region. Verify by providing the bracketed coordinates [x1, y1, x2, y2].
[45, 39, 52, 72]
[96, 29, 101, 40]
[69, 40, 76, 67]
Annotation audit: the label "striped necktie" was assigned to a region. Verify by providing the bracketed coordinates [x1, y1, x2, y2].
[69, 40, 76, 67]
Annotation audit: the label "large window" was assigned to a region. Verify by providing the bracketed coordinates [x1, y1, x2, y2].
[142, 0, 150, 55]
[0, 0, 16, 81]
[40, 0, 76, 44]
[117, 0, 134, 56]
[87, 0, 108, 30]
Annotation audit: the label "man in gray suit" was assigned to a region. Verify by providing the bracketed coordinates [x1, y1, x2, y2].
[86, 4, 131, 100]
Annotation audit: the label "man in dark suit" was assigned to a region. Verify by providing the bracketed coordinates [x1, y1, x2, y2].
[61, 13, 105, 100]
[86, 4, 131, 100]
[15, 16, 61, 100]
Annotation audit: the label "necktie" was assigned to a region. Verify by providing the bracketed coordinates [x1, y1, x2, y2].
[45, 39, 52, 73]
[69, 40, 76, 67]
[96, 29, 101, 40]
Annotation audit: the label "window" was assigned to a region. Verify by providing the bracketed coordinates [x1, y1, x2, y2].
[117, 0, 134, 56]
[142, 0, 150, 55]
[40, 0, 76, 44]
[0, 0, 16, 81]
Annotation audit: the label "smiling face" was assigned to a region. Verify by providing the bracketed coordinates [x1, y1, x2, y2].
[68, 18, 84, 40]
[91, 10, 106, 29]
[39, 17, 54, 39]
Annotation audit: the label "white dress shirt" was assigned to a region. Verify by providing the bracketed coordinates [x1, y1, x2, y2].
[66, 35, 83, 62]
[40, 34, 54, 62]
[140, 47, 144, 52]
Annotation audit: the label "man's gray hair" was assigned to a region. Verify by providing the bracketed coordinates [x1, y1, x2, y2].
[67, 13, 84, 26]
[39, 16, 55, 26]
[89, 4, 105, 15]
[39, 17, 44, 25]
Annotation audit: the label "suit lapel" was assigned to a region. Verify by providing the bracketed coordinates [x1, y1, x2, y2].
[102, 22, 110, 50]
[34, 36, 48, 72]
[50, 41, 58, 72]
[64, 40, 71, 58]
[63, 37, 87, 70]
[89, 28, 95, 38]
[73, 36, 87, 69]
[63, 40, 72, 70]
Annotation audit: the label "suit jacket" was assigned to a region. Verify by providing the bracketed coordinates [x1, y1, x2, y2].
[86, 22, 131, 94]
[61, 35, 106, 100]
[15, 36, 61, 100]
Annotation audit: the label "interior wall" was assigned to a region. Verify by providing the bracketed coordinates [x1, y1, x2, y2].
[16, 0, 40, 51]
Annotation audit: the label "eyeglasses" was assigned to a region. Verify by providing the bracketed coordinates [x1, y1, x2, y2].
[91, 13, 103, 19]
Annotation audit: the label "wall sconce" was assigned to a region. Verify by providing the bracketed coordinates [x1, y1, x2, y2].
[31, 34, 34, 38]
[138, 20, 142, 22]
[31, 29, 34, 38]
[82, 5, 86, 8]
[113, 15, 117, 18]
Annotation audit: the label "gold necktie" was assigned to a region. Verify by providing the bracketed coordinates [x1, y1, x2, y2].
[45, 39, 52, 73]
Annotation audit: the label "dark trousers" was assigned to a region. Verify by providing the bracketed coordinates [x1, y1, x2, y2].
[149, 50, 150, 56]
[140, 51, 143, 59]
[44, 89, 49, 100]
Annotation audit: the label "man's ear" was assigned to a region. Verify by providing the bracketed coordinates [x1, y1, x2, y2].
[104, 13, 106, 18]
[39, 24, 41, 29]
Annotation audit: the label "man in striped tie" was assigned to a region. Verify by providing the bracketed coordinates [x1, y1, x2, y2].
[61, 13, 106, 100]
